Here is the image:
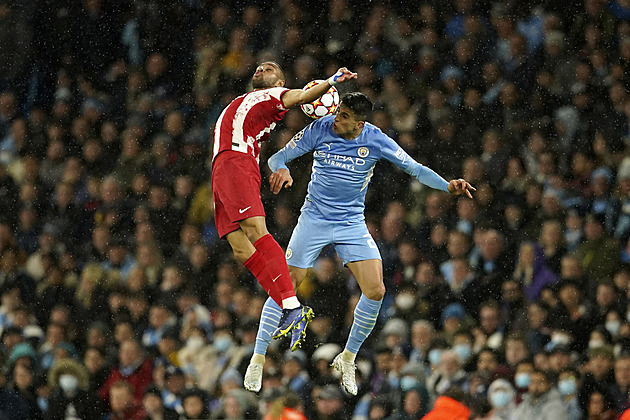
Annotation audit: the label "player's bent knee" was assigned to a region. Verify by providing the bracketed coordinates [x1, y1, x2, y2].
[240, 221, 269, 243]
[289, 267, 307, 289]
[364, 283, 385, 301]
[231, 248, 251, 264]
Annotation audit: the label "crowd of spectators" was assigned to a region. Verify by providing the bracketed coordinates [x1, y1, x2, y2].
[4, 0, 630, 419]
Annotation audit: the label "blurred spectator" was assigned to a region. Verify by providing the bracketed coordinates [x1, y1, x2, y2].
[557, 366, 583, 420]
[142, 385, 179, 420]
[46, 357, 104, 420]
[513, 241, 557, 302]
[262, 390, 307, 420]
[311, 384, 350, 420]
[281, 349, 312, 404]
[9, 363, 42, 420]
[426, 350, 467, 398]
[99, 339, 153, 405]
[610, 354, 630, 413]
[106, 380, 146, 420]
[486, 378, 517, 420]
[180, 387, 210, 419]
[513, 369, 567, 419]
[422, 386, 471, 420]
[585, 389, 616, 419]
[575, 213, 621, 281]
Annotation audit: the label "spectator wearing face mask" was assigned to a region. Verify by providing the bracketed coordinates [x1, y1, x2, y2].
[513, 369, 568, 420]
[557, 367, 583, 420]
[513, 359, 535, 402]
[46, 357, 104, 420]
[487, 378, 516, 420]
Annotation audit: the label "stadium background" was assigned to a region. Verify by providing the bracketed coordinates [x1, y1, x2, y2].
[1, 0, 630, 418]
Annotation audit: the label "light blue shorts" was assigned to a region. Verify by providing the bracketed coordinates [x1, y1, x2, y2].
[285, 212, 382, 268]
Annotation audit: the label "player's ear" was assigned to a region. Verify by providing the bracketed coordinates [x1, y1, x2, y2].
[275, 79, 286, 87]
[356, 121, 364, 131]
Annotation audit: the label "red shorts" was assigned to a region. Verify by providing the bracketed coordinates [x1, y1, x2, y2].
[212, 151, 266, 238]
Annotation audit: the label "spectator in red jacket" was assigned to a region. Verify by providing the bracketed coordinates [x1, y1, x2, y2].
[422, 387, 471, 420]
[99, 339, 153, 405]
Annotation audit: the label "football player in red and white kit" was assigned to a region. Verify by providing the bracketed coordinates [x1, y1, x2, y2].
[212, 62, 356, 348]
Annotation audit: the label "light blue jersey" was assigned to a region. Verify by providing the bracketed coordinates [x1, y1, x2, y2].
[268, 115, 450, 222]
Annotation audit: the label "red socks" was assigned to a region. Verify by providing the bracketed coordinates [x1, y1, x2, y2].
[244, 250, 282, 306]
[254, 234, 296, 301]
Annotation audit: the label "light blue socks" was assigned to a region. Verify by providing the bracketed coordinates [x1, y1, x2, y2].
[254, 297, 283, 356]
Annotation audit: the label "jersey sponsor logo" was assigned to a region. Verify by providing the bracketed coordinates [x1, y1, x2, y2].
[285, 247, 293, 259]
[358, 147, 369, 158]
[314, 151, 367, 166]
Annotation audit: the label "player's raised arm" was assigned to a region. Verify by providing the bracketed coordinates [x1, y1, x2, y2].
[281, 67, 357, 108]
[380, 135, 475, 197]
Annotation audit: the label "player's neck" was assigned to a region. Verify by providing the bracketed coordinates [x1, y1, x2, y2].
[341, 127, 363, 140]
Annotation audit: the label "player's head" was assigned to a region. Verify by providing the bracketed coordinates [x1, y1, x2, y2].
[252, 62, 286, 89]
[333, 92, 373, 139]
[340, 92, 373, 121]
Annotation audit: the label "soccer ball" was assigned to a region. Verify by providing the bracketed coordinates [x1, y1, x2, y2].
[300, 80, 340, 119]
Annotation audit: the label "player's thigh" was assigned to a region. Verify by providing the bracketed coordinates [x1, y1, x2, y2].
[333, 222, 381, 266]
[212, 183, 240, 239]
[334, 222, 384, 299]
[286, 215, 332, 269]
[212, 153, 265, 233]
[346, 259, 385, 300]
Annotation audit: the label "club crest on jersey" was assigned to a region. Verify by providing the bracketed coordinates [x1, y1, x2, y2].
[358, 147, 369, 158]
[285, 248, 293, 259]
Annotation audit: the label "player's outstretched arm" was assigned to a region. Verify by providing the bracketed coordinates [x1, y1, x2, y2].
[269, 168, 293, 194]
[447, 179, 476, 198]
[281, 67, 357, 108]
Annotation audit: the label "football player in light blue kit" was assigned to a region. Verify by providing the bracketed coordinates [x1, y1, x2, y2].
[244, 92, 475, 395]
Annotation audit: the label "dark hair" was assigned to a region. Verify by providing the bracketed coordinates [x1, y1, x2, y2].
[477, 347, 503, 364]
[442, 386, 469, 405]
[340, 92, 373, 121]
[283, 392, 302, 410]
[516, 357, 534, 367]
[531, 368, 550, 383]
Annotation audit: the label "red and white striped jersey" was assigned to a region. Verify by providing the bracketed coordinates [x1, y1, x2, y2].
[212, 87, 289, 162]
